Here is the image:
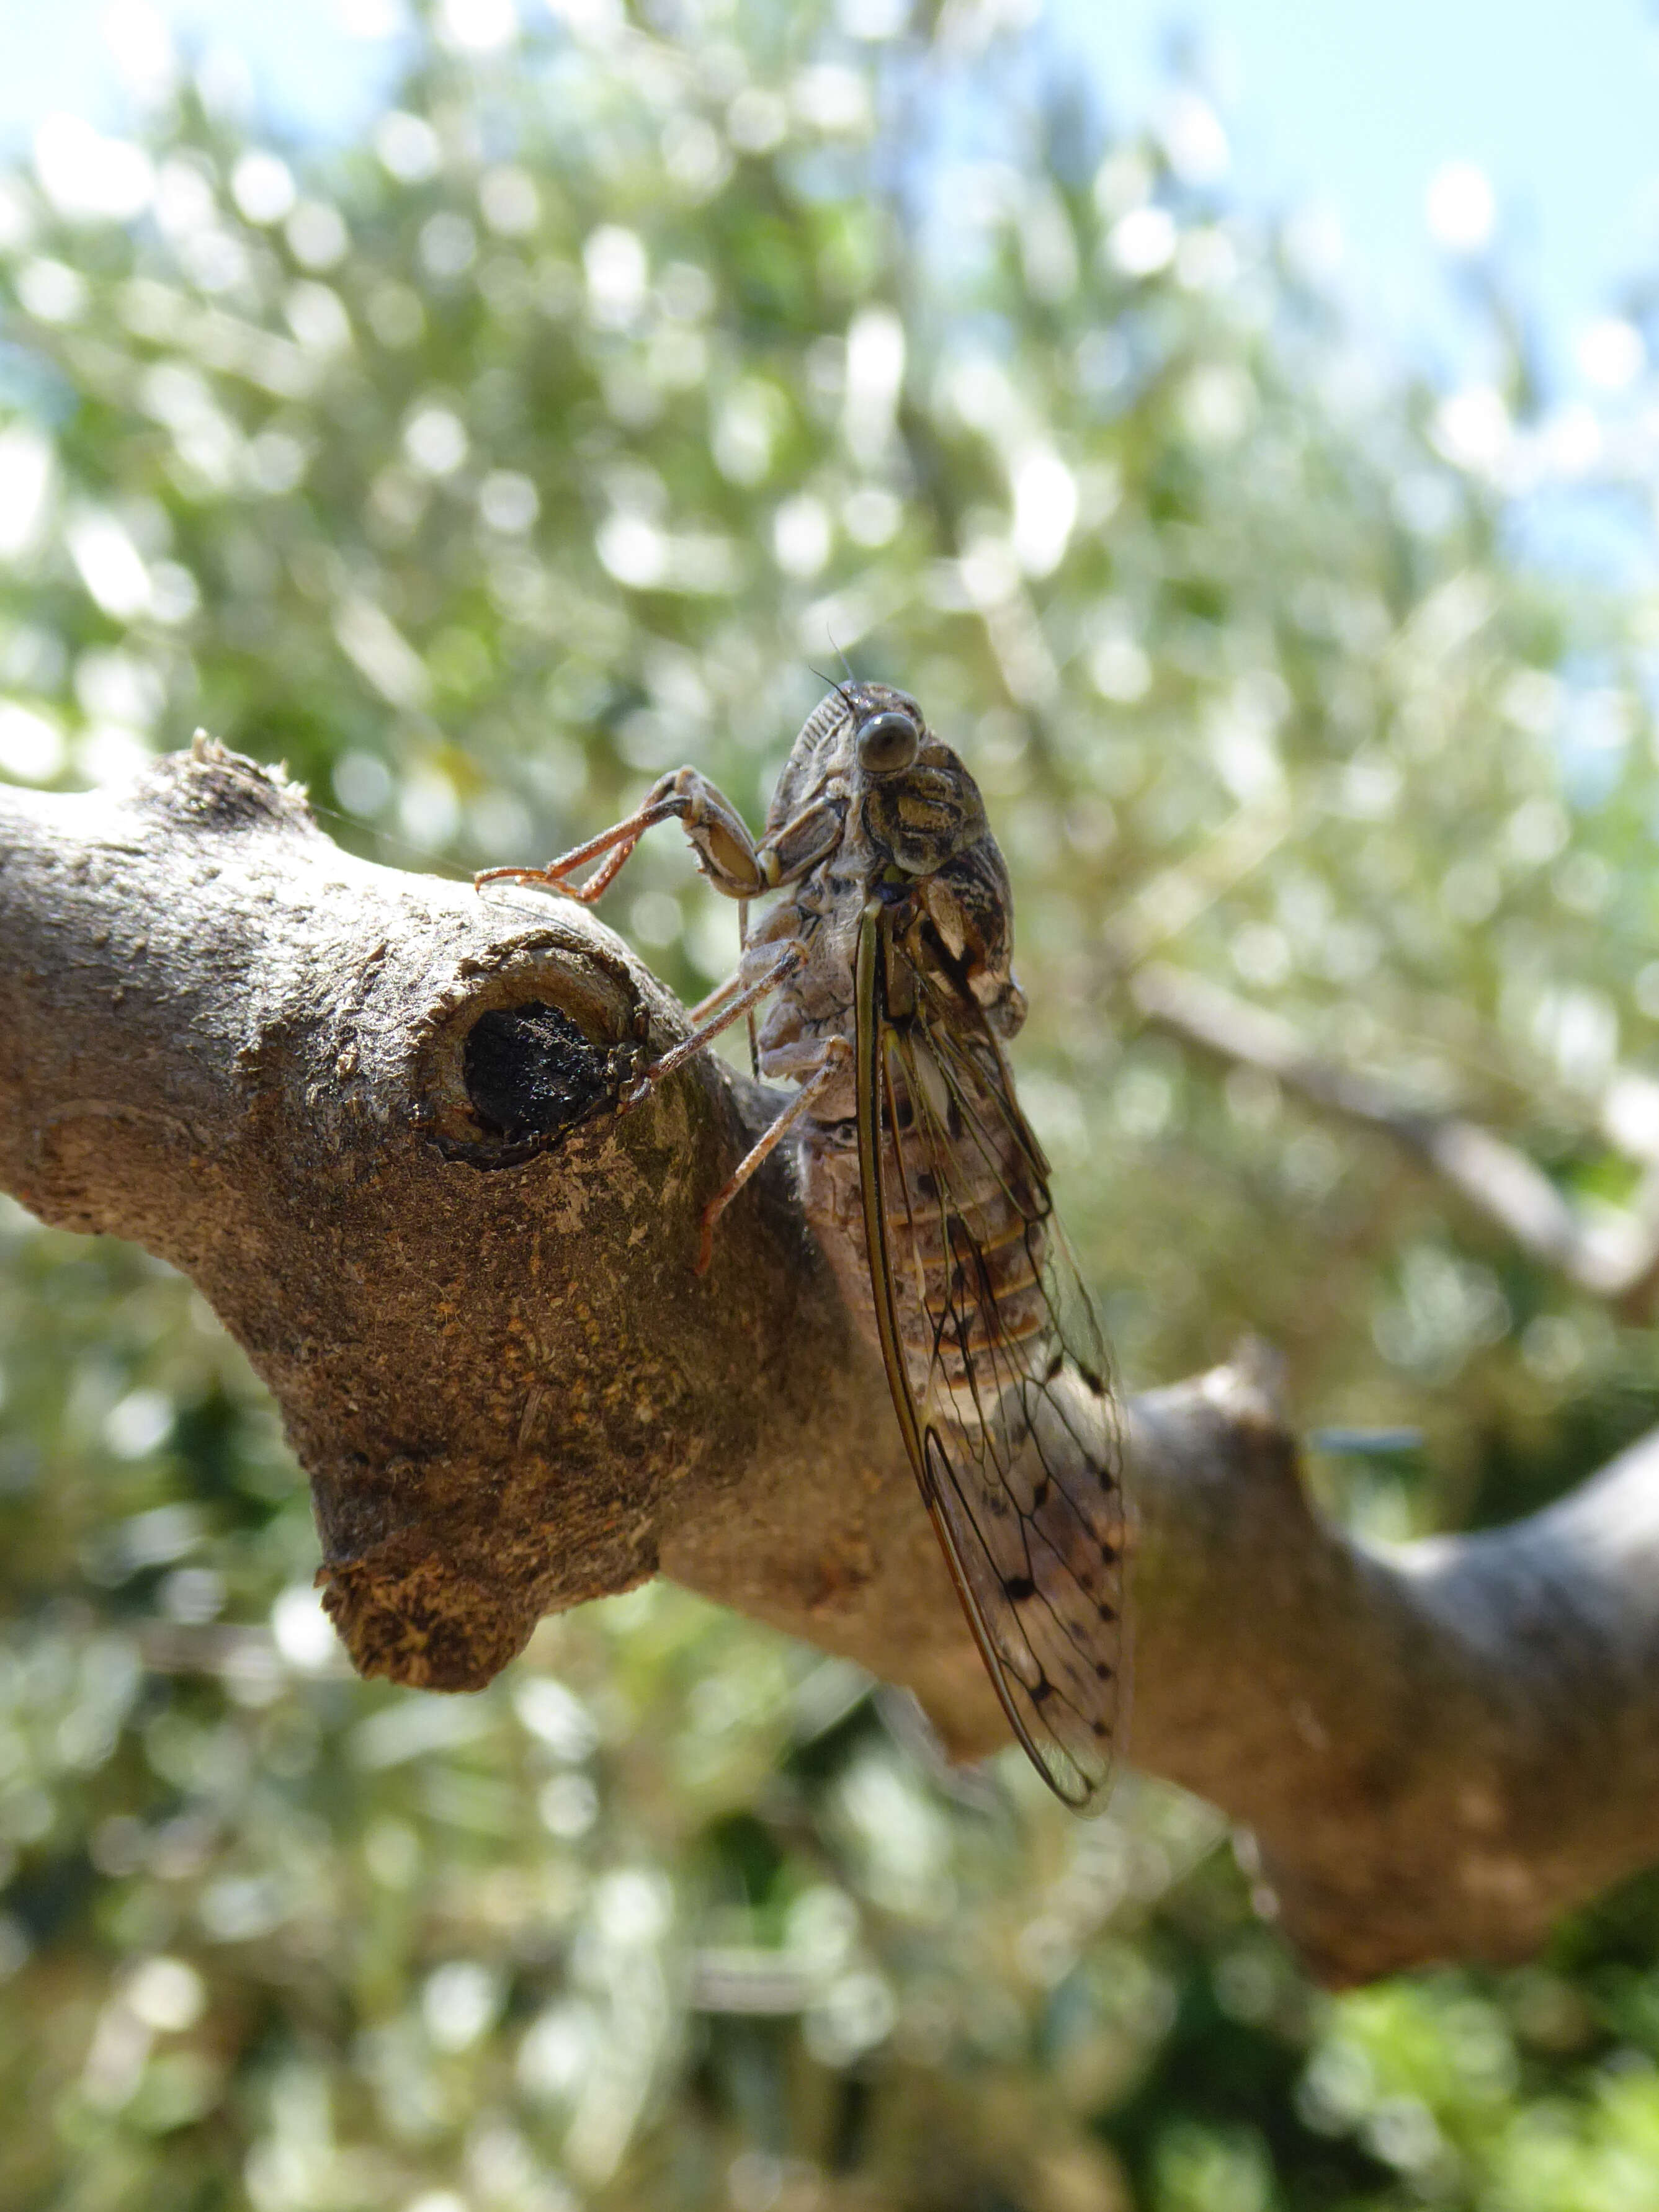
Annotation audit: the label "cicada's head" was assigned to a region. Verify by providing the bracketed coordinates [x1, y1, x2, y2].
[774, 682, 988, 857]
[844, 684, 927, 779]
[777, 681, 1026, 1032]
[849, 687, 996, 881]
[767, 680, 919, 824]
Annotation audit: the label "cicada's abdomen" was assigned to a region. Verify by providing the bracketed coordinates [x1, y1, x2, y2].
[797, 1042, 1052, 1428]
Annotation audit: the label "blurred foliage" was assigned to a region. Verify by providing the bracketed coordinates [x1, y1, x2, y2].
[4, 0, 1659, 2204]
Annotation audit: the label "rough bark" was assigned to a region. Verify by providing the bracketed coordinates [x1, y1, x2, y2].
[2, 739, 1655, 1985]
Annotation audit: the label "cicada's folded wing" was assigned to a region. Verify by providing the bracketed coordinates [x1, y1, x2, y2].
[854, 906, 1127, 1811]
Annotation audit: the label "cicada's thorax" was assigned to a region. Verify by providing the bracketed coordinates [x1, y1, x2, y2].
[746, 690, 1049, 1420]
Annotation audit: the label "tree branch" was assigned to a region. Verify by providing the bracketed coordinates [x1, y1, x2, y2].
[1131, 960, 1659, 1311]
[4, 743, 1658, 1984]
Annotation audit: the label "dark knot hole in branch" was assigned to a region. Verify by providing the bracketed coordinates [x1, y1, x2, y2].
[463, 1002, 612, 1146]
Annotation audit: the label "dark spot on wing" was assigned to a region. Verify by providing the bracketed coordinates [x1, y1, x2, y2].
[1003, 1575, 1035, 1602]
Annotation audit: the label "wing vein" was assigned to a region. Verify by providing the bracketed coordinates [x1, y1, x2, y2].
[852, 904, 1126, 1811]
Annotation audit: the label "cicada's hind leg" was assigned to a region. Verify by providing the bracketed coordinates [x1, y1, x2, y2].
[690, 1040, 849, 1283]
[692, 1035, 851, 1277]
[609, 943, 831, 1274]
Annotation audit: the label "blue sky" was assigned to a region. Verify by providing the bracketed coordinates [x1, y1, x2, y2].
[1, 0, 405, 149]
[4, 0, 1657, 400]
[1058, 0, 1659, 396]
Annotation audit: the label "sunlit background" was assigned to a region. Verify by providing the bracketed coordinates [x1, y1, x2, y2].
[11, 1, 1659, 388]
[6, 1, 1659, 2206]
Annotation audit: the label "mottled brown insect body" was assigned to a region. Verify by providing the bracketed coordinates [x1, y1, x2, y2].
[735, 685, 1019, 1102]
[477, 685, 1126, 1808]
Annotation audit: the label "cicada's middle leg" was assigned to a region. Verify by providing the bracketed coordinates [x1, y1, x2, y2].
[619, 942, 803, 1112]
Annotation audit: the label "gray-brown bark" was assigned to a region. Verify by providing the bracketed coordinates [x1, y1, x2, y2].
[2, 739, 1655, 1985]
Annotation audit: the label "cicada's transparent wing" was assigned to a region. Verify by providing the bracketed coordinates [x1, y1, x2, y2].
[854, 906, 1127, 1811]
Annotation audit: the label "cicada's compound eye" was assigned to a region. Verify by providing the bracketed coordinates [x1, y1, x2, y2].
[855, 707, 922, 777]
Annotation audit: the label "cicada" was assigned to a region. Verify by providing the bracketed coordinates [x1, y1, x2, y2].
[476, 684, 1127, 1808]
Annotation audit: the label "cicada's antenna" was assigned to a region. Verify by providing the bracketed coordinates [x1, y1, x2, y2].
[826, 627, 862, 700]
[807, 659, 860, 718]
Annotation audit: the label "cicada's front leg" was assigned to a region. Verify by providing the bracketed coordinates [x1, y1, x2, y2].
[475, 769, 849, 1262]
[480, 760, 752, 898]
[475, 765, 763, 904]
[475, 766, 839, 907]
